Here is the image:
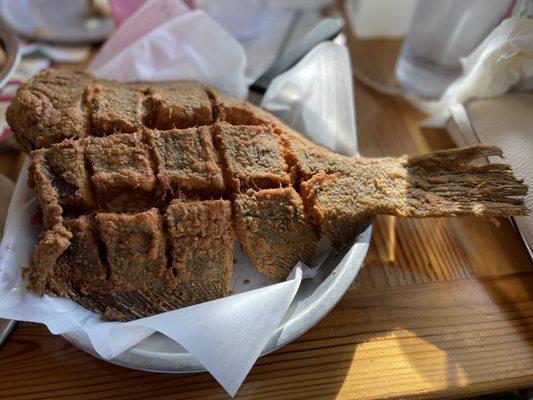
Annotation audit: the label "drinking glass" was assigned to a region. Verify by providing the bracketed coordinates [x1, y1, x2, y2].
[395, 0, 514, 98]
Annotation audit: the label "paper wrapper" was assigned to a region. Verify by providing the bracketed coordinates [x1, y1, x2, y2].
[0, 1, 363, 396]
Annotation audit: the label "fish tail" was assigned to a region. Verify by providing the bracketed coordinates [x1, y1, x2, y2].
[399, 145, 528, 219]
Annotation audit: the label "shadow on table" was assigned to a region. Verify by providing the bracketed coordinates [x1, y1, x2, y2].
[399, 269, 533, 398]
[236, 328, 357, 399]
[235, 220, 533, 399]
[275, 211, 533, 400]
[337, 218, 533, 399]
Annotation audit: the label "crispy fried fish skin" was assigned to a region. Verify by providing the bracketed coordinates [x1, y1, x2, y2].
[71, 201, 233, 322]
[95, 208, 167, 292]
[7, 69, 93, 151]
[86, 133, 156, 199]
[28, 223, 72, 295]
[166, 199, 233, 294]
[29, 140, 94, 224]
[11, 70, 529, 320]
[54, 216, 109, 295]
[234, 187, 319, 282]
[280, 129, 358, 181]
[30, 202, 234, 321]
[42, 140, 94, 208]
[145, 81, 213, 129]
[29, 151, 66, 230]
[207, 86, 282, 126]
[214, 122, 290, 191]
[8, 70, 218, 152]
[166, 199, 232, 238]
[147, 127, 224, 196]
[85, 83, 146, 135]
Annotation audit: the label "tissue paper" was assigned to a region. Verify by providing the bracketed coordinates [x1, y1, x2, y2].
[0, 1, 367, 396]
[261, 41, 358, 156]
[90, 0, 247, 98]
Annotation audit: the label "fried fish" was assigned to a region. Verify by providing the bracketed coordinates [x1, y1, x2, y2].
[8, 69, 528, 321]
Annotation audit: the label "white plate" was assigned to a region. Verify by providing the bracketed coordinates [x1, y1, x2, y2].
[63, 226, 372, 372]
[0, 0, 114, 44]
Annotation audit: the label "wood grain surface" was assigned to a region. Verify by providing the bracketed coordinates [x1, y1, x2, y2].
[1, 12, 532, 400]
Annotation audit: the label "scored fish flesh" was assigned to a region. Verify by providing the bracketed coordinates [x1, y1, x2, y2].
[7, 69, 528, 321]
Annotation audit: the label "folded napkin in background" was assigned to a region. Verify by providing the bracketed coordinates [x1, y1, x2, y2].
[447, 94, 533, 257]
[89, 0, 248, 97]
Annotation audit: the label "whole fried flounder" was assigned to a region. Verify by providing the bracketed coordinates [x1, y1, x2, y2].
[7, 69, 528, 321]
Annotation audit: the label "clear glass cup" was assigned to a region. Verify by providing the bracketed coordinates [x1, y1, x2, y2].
[395, 0, 514, 99]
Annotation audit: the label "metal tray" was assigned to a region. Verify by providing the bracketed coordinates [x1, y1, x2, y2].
[63, 226, 371, 373]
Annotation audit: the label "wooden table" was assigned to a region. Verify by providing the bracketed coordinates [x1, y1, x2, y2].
[1, 22, 533, 400]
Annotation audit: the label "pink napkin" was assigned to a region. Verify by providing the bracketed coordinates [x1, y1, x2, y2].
[108, 0, 146, 27]
[88, 0, 247, 97]
[109, 0, 197, 27]
[91, 0, 190, 71]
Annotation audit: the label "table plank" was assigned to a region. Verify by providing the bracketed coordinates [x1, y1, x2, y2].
[2, 273, 533, 399]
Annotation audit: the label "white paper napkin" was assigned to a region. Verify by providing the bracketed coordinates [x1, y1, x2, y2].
[261, 41, 358, 156]
[90, 0, 247, 98]
[447, 94, 533, 258]
[0, 1, 361, 396]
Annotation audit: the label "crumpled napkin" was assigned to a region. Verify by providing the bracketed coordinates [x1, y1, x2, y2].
[90, 0, 247, 98]
[0, 0, 364, 396]
[416, 17, 533, 127]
